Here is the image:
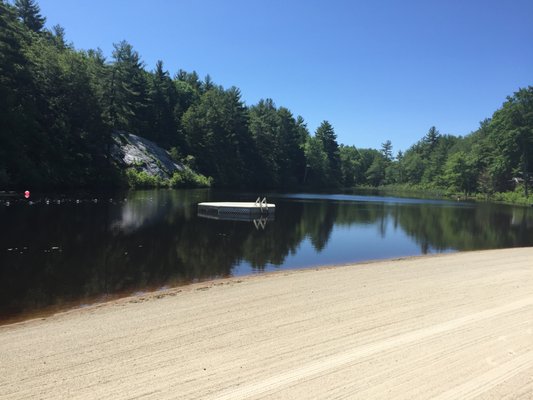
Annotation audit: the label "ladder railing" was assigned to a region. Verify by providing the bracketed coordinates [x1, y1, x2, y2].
[255, 197, 268, 213]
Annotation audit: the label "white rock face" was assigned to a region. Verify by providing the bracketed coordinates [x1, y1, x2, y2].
[111, 132, 184, 179]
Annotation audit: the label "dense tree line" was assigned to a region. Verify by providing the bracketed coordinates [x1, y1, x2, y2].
[0, 0, 312, 189]
[356, 87, 533, 199]
[1, 0, 532, 198]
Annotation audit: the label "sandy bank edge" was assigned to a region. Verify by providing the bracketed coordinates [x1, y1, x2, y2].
[2, 247, 529, 330]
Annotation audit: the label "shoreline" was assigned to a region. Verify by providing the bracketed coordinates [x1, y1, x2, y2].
[353, 185, 533, 206]
[1, 247, 532, 399]
[1, 250, 459, 328]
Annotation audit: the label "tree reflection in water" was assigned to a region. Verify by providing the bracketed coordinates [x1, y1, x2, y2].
[1, 190, 532, 322]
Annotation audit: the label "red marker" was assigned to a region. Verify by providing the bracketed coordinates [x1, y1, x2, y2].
[24, 190, 30, 199]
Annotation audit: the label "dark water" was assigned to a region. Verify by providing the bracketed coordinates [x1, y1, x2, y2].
[1, 189, 532, 324]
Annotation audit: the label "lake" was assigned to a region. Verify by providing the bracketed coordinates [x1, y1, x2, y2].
[1, 189, 532, 324]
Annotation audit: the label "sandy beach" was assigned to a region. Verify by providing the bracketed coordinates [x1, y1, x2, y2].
[0, 248, 532, 399]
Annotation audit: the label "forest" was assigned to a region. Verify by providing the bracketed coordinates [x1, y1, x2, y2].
[1, 0, 532, 200]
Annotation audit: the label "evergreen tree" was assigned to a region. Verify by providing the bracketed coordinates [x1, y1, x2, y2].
[50, 24, 67, 49]
[277, 107, 306, 187]
[381, 140, 393, 162]
[0, 0, 36, 186]
[418, 125, 441, 175]
[25, 34, 111, 186]
[173, 76, 199, 132]
[14, 0, 45, 32]
[1, 0, 532, 195]
[106, 41, 148, 135]
[423, 126, 440, 153]
[147, 60, 178, 146]
[182, 86, 250, 187]
[176, 69, 202, 93]
[315, 120, 341, 186]
[423, 134, 458, 185]
[303, 136, 328, 187]
[295, 115, 310, 143]
[202, 74, 214, 92]
[396, 150, 404, 183]
[248, 99, 281, 187]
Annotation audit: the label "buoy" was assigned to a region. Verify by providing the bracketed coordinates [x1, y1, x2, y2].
[24, 190, 30, 199]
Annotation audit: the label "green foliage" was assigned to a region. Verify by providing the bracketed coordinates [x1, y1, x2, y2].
[370, 183, 449, 199]
[169, 147, 182, 163]
[277, 107, 307, 187]
[422, 126, 440, 156]
[146, 60, 181, 147]
[315, 120, 341, 186]
[169, 169, 212, 188]
[0, 0, 532, 200]
[105, 41, 148, 135]
[339, 145, 361, 186]
[401, 152, 425, 184]
[125, 168, 163, 188]
[248, 99, 282, 187]
[14, 0, 45, 32]
[303, 136, 329, 187]
[0, 1, 34, 186]
[491, 187, 532, 205]
[181, 86, 250, 187]
[246, 99, 307, 188]
[442, 151, 477, 195]
[125, 167, 211, 189]
[365, 155, 386, 186]
[381, 140, 393, 161]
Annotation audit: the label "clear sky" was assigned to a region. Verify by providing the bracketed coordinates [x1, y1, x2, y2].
[37, 0, 533, 152]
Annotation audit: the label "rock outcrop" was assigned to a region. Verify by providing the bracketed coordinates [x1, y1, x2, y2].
[111, 132, 184, 179]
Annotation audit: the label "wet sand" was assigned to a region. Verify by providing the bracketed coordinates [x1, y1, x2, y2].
[1, 248, 532, 399]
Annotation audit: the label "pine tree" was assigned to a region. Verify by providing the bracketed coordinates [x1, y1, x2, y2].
[381, 140, 393, 161]
[51, 24, 67, 49]
[14, 0, 45, 32]
[0, 0, 36, 186]
[147, 60, 178, 146]
[202, 74, 214, 92]
[277, 107, 306, 186]
[423, 126, 440, 155]
[106, 41, 148, 135]
[304, 136, 328, 186]
[248, 98, 280, 187]
[315, 120, 341, 185]
[182, 86, 250, 187]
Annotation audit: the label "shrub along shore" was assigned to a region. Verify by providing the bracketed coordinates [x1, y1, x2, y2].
[358, 183, 533, 206]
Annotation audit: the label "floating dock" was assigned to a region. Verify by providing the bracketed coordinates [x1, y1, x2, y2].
[197, 198, 275, 219]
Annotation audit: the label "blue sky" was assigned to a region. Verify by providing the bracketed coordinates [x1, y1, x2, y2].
[38, 0, 533, 152]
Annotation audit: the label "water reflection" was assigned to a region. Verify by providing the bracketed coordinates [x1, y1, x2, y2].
[1, 189, 532, 323]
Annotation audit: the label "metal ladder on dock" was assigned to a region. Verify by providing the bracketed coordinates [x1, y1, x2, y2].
[255, 197, 268, 214]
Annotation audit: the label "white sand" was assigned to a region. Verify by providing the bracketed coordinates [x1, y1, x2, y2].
[1, 248, 532, 399]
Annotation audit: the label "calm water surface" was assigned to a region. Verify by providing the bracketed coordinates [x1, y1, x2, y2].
[1, 189, 532, 323]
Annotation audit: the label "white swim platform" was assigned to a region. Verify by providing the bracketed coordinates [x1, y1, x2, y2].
[198, 198, 275, 218]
